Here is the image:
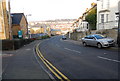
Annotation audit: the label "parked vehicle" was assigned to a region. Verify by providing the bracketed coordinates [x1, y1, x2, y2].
[62, 35, 67, 40]
[81, 34, 115, 48]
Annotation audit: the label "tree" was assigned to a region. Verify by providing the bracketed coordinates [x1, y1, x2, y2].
[85, 7, 97, 30]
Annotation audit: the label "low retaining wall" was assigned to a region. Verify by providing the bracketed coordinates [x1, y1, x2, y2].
[1, 39, 34, 50]
[68, 29, 118, 41]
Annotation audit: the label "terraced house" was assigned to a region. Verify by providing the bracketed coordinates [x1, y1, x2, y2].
[97, 0, 120, 30]
[0, 0, 12, 40]
[11, 13, 28, 39]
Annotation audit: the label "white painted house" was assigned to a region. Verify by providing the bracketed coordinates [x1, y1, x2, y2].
[97, 0, 120, 30]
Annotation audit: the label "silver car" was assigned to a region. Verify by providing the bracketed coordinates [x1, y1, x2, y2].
[81, 34, 115, 48]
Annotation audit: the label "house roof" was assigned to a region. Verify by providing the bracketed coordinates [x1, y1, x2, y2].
[11, 13, 25, 25]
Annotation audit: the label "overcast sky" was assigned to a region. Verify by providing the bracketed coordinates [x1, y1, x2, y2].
[10, 0, 97, 21]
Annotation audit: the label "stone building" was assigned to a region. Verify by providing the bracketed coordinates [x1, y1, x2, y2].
[11, 13, 28, 39]
[0, 0, 12, 40]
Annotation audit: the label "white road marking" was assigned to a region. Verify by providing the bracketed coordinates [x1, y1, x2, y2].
[60, 39, 62, 41]
[64, 48, 81, 54]
[104, 53, 107, 55]
[97, 56, 120, 63]
[26, 48, 31, 51]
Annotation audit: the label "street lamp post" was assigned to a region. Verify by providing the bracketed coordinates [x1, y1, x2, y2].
[25, 14, 31, 39]
[118, 1, 120, 47]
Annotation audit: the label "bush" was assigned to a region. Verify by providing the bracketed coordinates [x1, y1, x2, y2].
[41, 35, 50, 39]
[96, 31, 101, 34]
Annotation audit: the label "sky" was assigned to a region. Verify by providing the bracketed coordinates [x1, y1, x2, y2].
[10, 0, 97, 21]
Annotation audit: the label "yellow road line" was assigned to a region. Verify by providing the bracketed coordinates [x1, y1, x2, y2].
[36, 44, 70, 81]
[36, 46, 64, 81]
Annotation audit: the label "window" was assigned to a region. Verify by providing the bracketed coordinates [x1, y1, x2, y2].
[101, 14, 104, 23]
[85, 36, 94, 39]
[87, 24, 89, 29]
[88, 36, 94, 39]
[107, 0, 110, 9]
[94, 35, 105, 39]
[106, 14, 109, 22]
[101, 0, 103, 9]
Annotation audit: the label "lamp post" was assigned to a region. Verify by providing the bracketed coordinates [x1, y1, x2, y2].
[25, 14, 31, 39]
[118, 1, 120, 47]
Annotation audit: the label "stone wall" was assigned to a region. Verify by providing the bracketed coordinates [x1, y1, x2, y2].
[95, 29, 118, 41]
[68, 29, 118, 41]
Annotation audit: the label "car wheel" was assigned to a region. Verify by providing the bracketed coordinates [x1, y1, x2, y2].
[83, 42, 87, 47]
[97, 43, 102, 49]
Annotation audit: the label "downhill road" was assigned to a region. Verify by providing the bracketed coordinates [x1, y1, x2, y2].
[38, 36, 119, 80]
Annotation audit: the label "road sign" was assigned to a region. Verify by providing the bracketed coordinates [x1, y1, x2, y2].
[18, 30, 23, 38]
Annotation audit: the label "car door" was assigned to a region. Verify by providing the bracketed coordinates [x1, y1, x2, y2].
[83, 36, 90, 45]
[87, 36, 96, 46]
[90, 37, 98, 46]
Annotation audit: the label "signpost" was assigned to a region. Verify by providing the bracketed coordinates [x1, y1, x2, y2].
[18, 30, 23, 39]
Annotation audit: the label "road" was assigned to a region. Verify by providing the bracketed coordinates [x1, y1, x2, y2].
[2, 36, 119, 81]
[37, 36, 119, 80]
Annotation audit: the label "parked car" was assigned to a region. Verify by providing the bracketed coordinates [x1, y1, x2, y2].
[62, 35, 67, 40]
[81, 34, 115, 48]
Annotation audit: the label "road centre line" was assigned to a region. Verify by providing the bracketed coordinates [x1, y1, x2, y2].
[97, 56, 120, 63]
[36, 44, 70, 81]
[64, 48, 81, 54]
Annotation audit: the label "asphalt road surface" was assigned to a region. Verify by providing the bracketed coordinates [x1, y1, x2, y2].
[38, 36, 119, 80]
[2, 36, 120, 81]
[2, 40, 51, 80]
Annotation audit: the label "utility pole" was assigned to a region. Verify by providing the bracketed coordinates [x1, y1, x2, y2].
[118, 1, 120, 47]
[25, 14, 31, 39]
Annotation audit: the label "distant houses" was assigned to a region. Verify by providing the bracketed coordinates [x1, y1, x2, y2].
[29, 23, 51, 37]
[51, 29, 61, 35]
[29, 19, 75, 35]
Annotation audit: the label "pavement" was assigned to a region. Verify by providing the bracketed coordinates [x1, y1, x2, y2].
[2, 40, 52, 80]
